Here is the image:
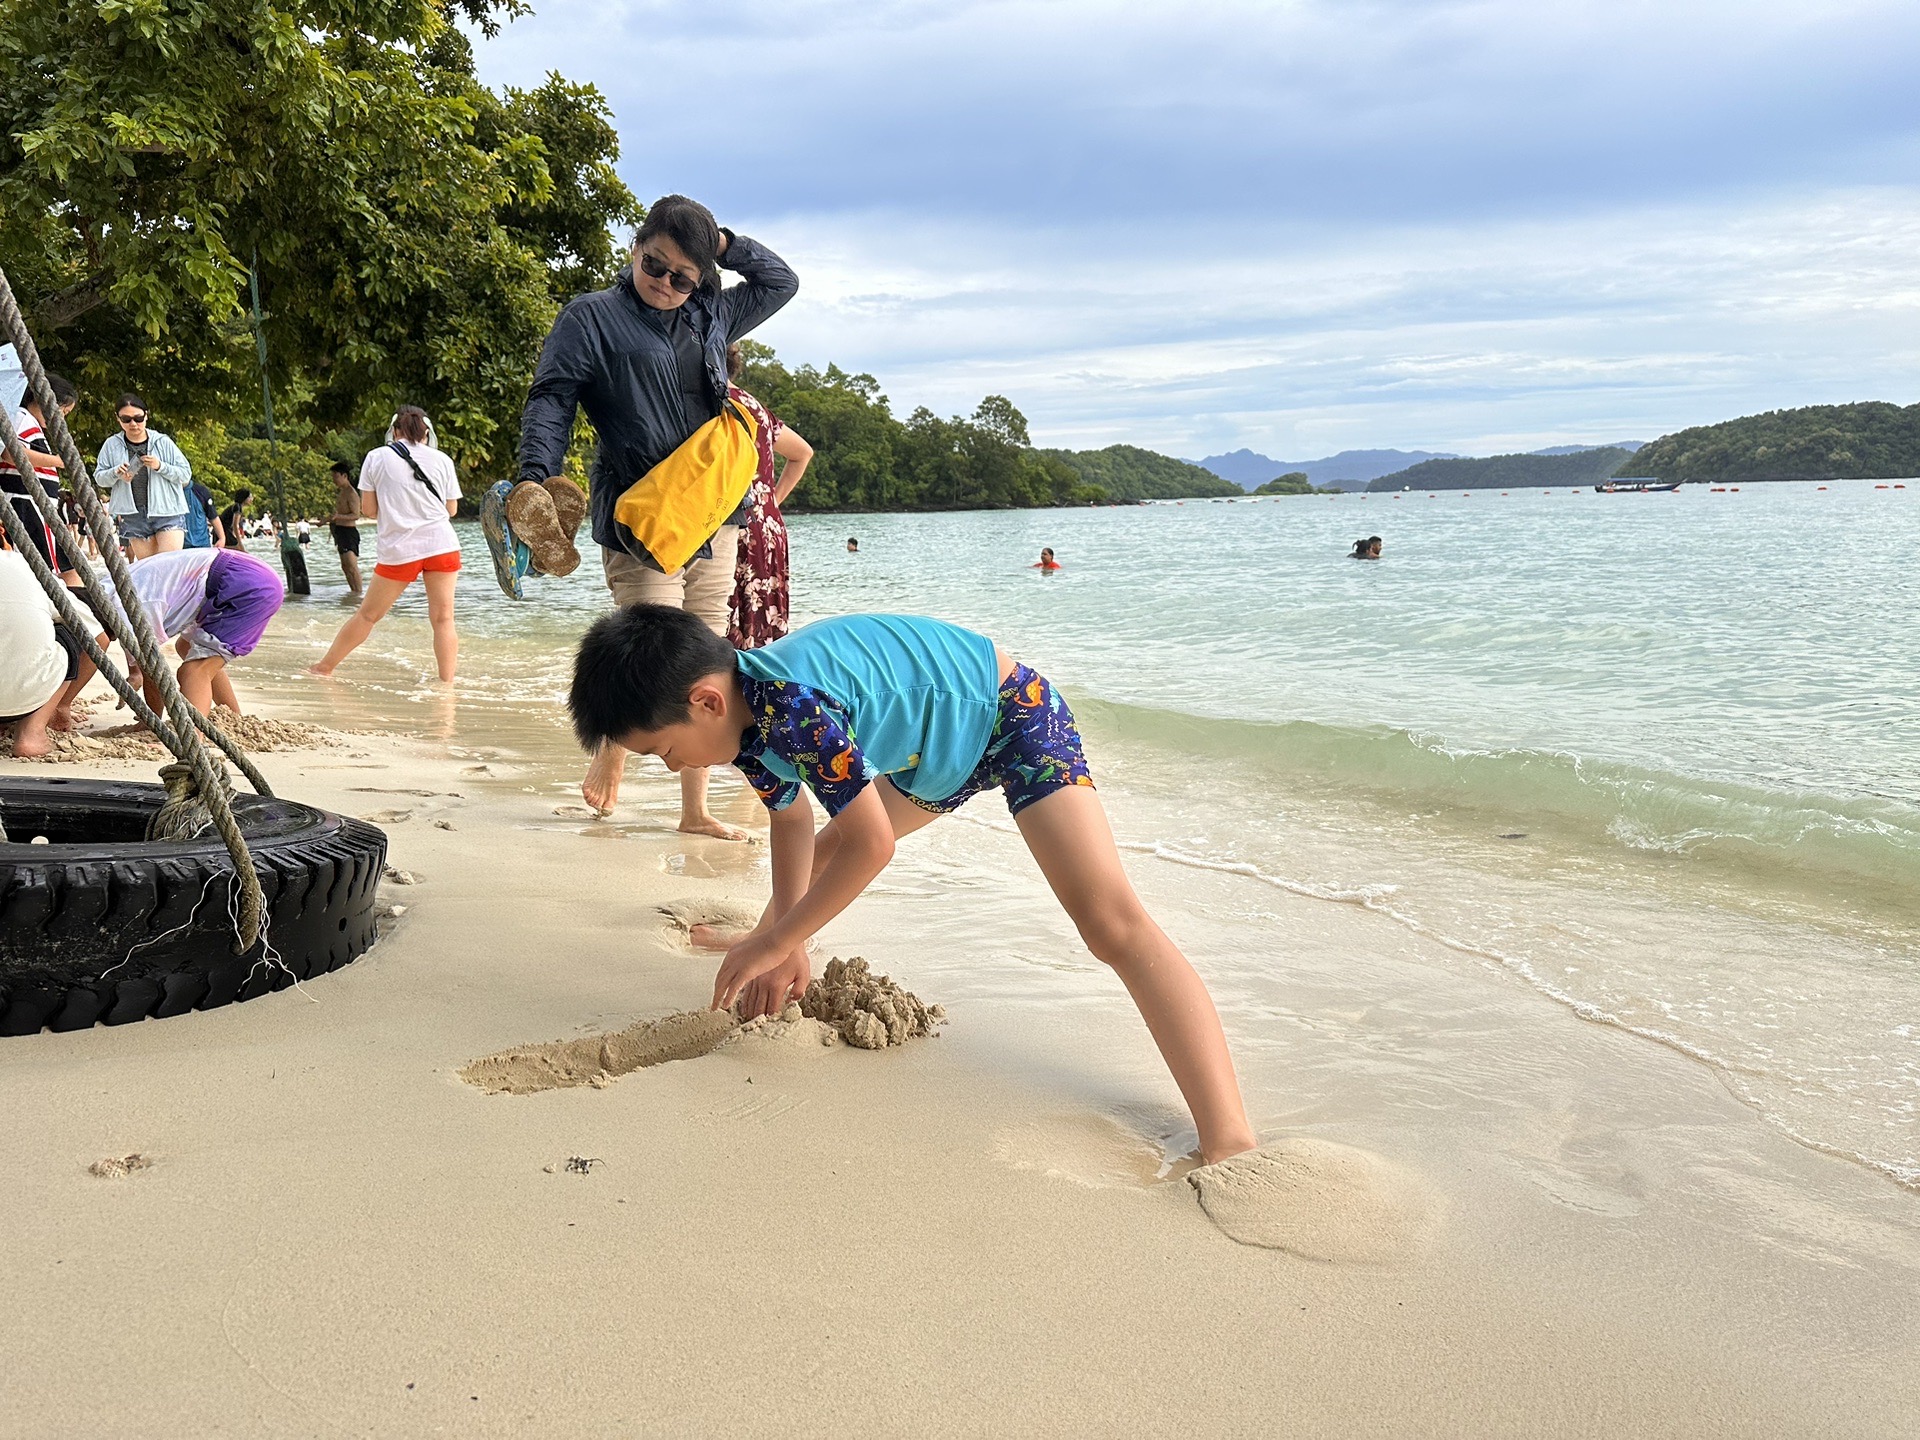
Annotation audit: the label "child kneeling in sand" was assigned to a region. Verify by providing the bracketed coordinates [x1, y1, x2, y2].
[569, 607, 1257, 1164]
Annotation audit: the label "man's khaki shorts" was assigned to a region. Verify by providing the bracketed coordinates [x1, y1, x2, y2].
[600, 525, 739, 635]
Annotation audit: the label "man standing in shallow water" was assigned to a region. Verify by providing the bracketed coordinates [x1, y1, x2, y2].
[513, 194, 798, 837]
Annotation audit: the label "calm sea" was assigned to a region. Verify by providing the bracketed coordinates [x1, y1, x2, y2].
[254, 478, 1920, 1187]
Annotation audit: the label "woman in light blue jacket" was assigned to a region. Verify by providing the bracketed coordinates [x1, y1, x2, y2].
[94, 390, 192, 558]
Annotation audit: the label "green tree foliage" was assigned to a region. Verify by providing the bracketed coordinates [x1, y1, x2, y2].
[1620, 402, 1920, 481]
[729, 343, 1106, 512]
[1253, 470, 1327, 495]
[1041, 444, 1241, 500]
[1365, 447, 1634, 492]
[0, 0, 638, 495]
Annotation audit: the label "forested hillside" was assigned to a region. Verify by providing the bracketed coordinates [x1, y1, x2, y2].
[1040, 444, 1240, 500]
[730, 345, 1106, 512]
[1366, 447, 1634, 491]
[1619, 402, 1920, 481]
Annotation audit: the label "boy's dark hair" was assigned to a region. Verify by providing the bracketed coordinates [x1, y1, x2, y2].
[233, 487, 252, 503]
[569, 603, 737, 750]
[44, 372, 77, 407]
[635, 195, 723, 289]
[330, 460, 353, 477]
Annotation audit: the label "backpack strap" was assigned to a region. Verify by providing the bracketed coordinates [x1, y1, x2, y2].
[387, 441, 444, 502]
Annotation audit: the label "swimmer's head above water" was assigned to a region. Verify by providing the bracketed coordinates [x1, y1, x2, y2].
[1350, 536, 1383, 560]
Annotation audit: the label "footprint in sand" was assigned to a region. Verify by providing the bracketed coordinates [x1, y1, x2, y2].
[993, 1114, 1170, 1190]
[1187, 1138, 1440, 1264]
[361, 809, 412, 823]
[656, 898, 762, 951]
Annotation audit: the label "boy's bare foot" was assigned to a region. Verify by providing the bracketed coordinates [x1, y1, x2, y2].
[678, 813, 748, 841]
[49, 703, 78, 732]
[583, 743, 624, 813]
[307, 663, 336, 677]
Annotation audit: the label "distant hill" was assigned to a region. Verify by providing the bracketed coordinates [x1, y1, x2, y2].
[1042, 444, 1242, 501]
[1197, 448, 1456, 490]
[1532, 441, 1644, 456]
[1366, 447, 1636, 492]
[1617, 402, 1920, 481]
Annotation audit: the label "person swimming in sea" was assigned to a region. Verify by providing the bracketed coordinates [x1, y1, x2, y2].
[1349, 536, 1382, 560]
[1032, 547, 1060, 571]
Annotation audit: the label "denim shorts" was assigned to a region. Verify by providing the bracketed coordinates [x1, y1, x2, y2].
[118, 512, 185, 541]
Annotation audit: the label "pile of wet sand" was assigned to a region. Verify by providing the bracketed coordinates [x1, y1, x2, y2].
[800, 957, 945, 1049]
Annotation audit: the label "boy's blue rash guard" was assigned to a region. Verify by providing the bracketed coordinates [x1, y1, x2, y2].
[732, 615, 1001, 815]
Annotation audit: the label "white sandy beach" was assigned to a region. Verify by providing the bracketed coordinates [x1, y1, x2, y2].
[4, 657, 1918, 1438]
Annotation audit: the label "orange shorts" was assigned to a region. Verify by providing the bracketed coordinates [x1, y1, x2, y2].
[373, 549, 462, 583]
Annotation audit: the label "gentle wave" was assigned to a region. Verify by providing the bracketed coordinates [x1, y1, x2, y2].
[1116, 835, 1920, 1193]
[1073, 696, 1920, 914]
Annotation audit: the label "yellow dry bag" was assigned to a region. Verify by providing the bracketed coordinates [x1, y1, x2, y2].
[612, 398, 760, 573]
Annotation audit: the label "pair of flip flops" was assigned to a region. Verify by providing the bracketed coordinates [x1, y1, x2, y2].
[482, 479, 588, 600]
[480, 481, 533, 601]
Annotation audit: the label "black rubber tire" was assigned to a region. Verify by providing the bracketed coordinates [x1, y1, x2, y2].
[0, 776, 386, 1035]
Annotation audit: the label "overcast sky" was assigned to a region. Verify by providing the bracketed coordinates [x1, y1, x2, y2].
[474, 0, 1920, 459]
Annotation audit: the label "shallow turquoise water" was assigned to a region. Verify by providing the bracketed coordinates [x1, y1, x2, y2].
[259, 478, 1919, 1186]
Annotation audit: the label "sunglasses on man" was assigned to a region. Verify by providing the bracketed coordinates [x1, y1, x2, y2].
[638, 250, 700, 295]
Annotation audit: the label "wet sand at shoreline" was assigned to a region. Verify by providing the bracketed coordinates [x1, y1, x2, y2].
[3, 663, 1919, 1437]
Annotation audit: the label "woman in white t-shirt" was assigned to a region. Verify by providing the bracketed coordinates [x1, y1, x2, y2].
[310, 406, 462, 681]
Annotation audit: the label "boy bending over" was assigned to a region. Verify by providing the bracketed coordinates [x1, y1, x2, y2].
[569, 607, 1257, 1164]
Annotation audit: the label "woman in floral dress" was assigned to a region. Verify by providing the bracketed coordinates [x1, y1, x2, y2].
[725, 344, 813, 649]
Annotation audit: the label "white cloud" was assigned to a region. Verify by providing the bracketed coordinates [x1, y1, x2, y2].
[473, 0, 1920, 454]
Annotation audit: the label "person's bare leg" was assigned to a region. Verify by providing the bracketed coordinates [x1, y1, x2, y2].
[678, 765, 747, 840]
[1015, 785, 1256, 1164]
[583, 740, 626, 814]
[51, 650, 98, 730]
[151, 527, 184, 555]
[126, 534, 156, 561]
[423, 569, 458, 682]
[176, 658, 218, 714]
[10, 690, 63, 757]
[208, 664, 241, 715]
[341, 551, 362, 597]
[310, 574, 408, 675]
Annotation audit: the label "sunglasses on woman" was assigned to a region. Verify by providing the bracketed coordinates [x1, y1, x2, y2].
[117, 412, 147, 425]
[638, 250, 700, 295]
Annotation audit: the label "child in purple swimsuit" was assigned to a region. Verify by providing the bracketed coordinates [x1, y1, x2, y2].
[125, 548, 284, 715]
[568, 607, 1257, 1165]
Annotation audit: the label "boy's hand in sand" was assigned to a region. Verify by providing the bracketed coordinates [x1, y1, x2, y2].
[737, 949, 811, 1020]
[713, 929, 788, 1012]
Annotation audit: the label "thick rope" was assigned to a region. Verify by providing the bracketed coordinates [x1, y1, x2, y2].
[0, 266, 265, 950]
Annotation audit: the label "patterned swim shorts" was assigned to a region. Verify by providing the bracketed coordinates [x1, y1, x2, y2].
[906, 662, 1095, 817]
